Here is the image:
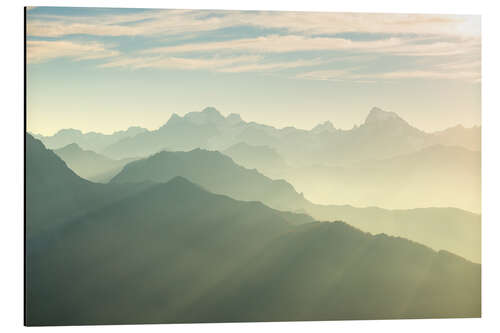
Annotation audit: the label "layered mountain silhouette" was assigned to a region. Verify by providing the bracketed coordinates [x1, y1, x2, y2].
[26, 107, 482, 325]
[26, 134, 152, 237]
[35, 107, 478, 163]
[281, 144, 481, 213]
[433, 124, 481, 151]
[26, 147, 480, 324]
[111, 149, 307, 211]
[223, 142, 286, 175]
[110, 148, 480, 262]
[54, 143, 137, 182]
[101, 108, 225, 159]
[211, 141, 481, 212]
[32, 126, 146, 152]
[33, 107, 480, 211]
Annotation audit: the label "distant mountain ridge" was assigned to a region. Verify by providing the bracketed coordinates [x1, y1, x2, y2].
[111, 148, 307, 211]
[32, 126, 147, 152]
[223, 142, 286, 175]
[53, 143, 137, 182]
[35, 106, 479, 162]
[282, 144, 481, 213]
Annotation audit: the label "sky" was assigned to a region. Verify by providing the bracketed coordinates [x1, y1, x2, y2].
[26, 7, 481, 135]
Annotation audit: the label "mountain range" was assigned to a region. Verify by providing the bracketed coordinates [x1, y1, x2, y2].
[26, 135, 480, 325]
[33, 106, 481, 213]
[34, 107, 480, 165]
[110, 147, 480, 263]
[281, 144, 481, 212]
[32, 126, 147, 152]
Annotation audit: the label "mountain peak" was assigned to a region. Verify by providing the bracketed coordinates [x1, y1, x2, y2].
[365, 107, 404, 124]
[183, 107, 225, 125]
[54, 128, 83, 137]
[125, 126, 147, 134]
[312, 121, 336, 133]
[169, 113, 181, 120]
[57, 142, 83, 153]
[165, 113, 182, 125]
[227, 113, 243, 125]
[201, 106, 221, 115]
[164, 175, 204, 191]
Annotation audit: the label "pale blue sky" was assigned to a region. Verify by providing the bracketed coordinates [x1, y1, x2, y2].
[26, 7, 481, 135]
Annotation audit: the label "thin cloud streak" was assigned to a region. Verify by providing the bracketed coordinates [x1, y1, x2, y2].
[27, 10, 480, 38]
[27, 40, 120, 64]
[98, 55, 263, 70]
[98, 54, 324, 73]
[298, 64, 481, 83]
[217, 58, 325, 73]
[142, 34, 479, 57]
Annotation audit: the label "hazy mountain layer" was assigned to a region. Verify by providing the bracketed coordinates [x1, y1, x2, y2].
[111, 149, 308, 211]
[33, 106, 480, 211]
[110, 148, 481, 262]
[223, 142, 286, 174]
[101, 109, 224, 159]
[26, 176, 480, 325]
[54, 143, 137, 182]
[26, 134, 152, 237]
[32, 126, 146, 152]
[305, 205, 480, 263]
[433, 125, 481, 151]
[94, 107, 480, 165]
[281, 144, 481, 213]
[221, 142, 480, 212]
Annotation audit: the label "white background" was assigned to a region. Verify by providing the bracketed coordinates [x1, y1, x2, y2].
[1, 0, 498, 332]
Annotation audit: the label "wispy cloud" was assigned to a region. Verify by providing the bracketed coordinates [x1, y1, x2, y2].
[27, 10, 480, 38]
[376, 70, 480, 81]
[298, 59, 481, 83]
[27, 40, 120, 64]
[217, 58, 325, 73]
[142, 34, 479, 57]
[98, 54, 262, 70]
[98, 54, 325, 74]
[142, 35, 402, 54]
[25, 9, 481, 83]
[297, 69, 355, 81]
[27, 10, 231, 37]
[260, 13, 480, 37]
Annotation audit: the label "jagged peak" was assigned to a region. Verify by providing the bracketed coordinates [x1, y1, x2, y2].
[63, 142, 81, 150]
[183, 107, 225, 125]
[312, 120, 336, 133]
[364, 107, 404, 124]
[201, 106, 221, 115]
[54, 142, 83, 154]
[54, 128, 83, 136]
[226, 113, 243, 124]
[166, 175, 200, 188]
[165, 113, 182, 124]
